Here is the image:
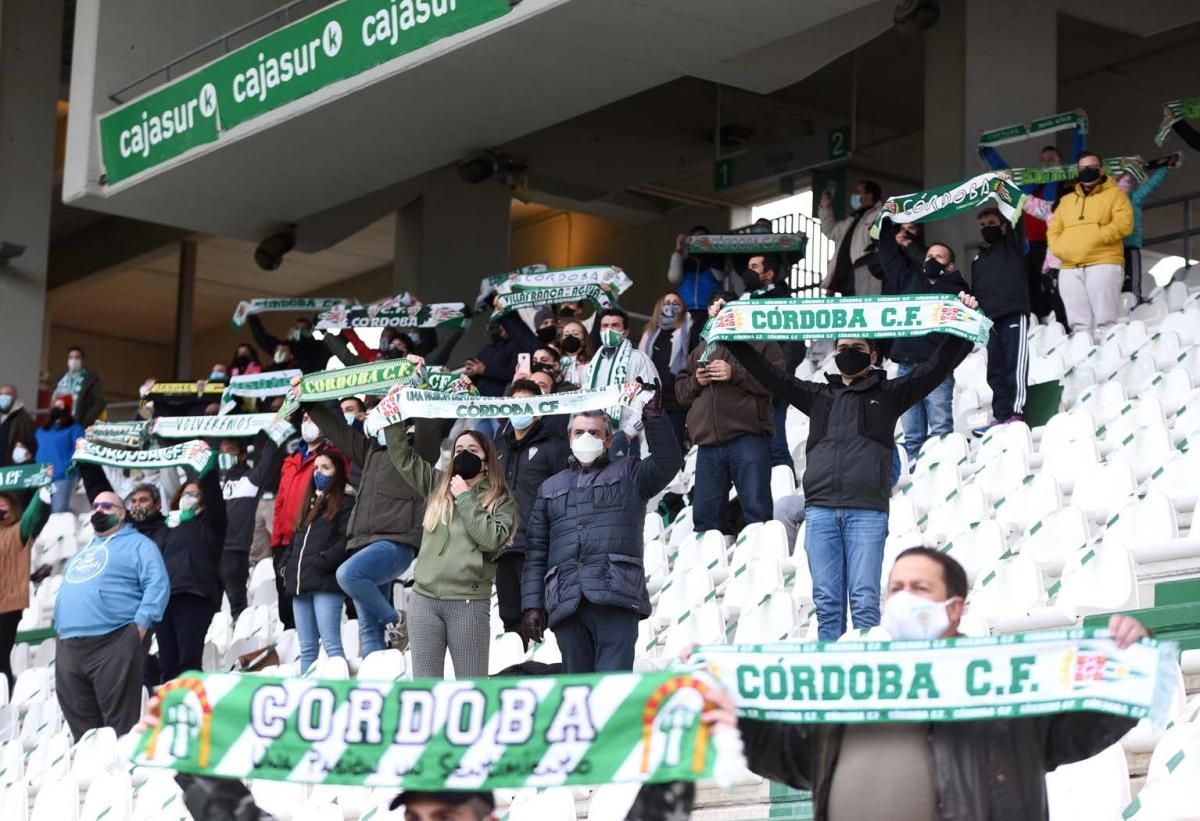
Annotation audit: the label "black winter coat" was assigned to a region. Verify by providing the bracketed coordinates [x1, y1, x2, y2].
[971, 224, 1031, 320]
[284, 491, 354, 596]
[740, 710, 1135, 821]
[220, 438, 281, 554]
[727, 336, 973, 512]
[471, 337, 521, 397]
[161, 467, 227, 606]
[522, 413, 681, 626]
[878, 223, 971, 363]
[494, 418, 571, 553]
[307, 401, 440, 552]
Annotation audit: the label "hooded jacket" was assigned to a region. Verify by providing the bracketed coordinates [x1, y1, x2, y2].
[307, 401, 440, 552]
[740, 709, 1134, 821]
[971, 221, 1032, 320]
[160, 466, 227, 607]
[878, 223, 971, 363]
[284, 489, 355, 595]
[1047, 177, 1134, 267]
[726, 336, 973, 512]
[384, 424, 515, 601]
[521, 412, 682, 626]
[674, 340, 783, 446]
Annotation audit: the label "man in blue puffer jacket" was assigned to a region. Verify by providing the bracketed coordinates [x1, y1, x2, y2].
[520, 383, 681, 673]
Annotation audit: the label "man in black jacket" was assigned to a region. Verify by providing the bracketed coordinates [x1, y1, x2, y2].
[248, 315, 330, 374]
[521, 385, 681, 673]
[216, 437, 282, 619]
[701, 548, 1148, 821]
[972, 207, 1032, 436]
[494, 379, 570, 641]
[744, 258, 805, 474]
[725, 293, 977, 641]
[878, 223, 970, 466]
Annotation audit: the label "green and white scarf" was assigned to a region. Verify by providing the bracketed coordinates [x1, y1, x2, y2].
[1155, 96, 1200, 146]
[587, 340, 635, 422]
[0, 463, 54, 491]
[231, 298, 351, 329]
[479, 263, 549, 299]
[365, 384, 642, 433]
[979, 110, 1088, 148]
[153, 413, 281, 440]
[686, 234, 807, 255]
[315, 298, 467, 331]
[297, 359, 428, 403]
[692, 629, 1177, 725]
[219, 369, 302, 413]
[488, 265, 633, 297]
[871, 173, 1026, 239]
[425, 367, 467, 393]
[145, 382, 227, 399]
[132, 669, 740, 790]
[701, 295, 992, 360]
[86, 421, 151, 449]
[491, 284, 618, 322]
[74, 439, 215, 475]
[1006, 156, 1146, 188]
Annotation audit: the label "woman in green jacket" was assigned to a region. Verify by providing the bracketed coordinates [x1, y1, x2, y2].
[385, 419, 515, 679]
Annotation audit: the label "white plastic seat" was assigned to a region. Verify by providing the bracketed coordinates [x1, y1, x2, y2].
[275, 628, 300, 665]
[1144, 448, 1200, 510]
[20, 700, 61, 750]
[1028, 351, 1066, 384]
[694, 530, 731, 583]
[489, 632, 529, 676]
[643, 512, 664, 543]
[662, 602, 727, 658]
[721, 556, 785, 621]
[654, 566, 714, 630]
[770, 464, 796, 503]
[1129, 723, 1200, 819]
[306, 656, 349, 680]
[1075, 381, 1128, 426]
[1060, 332, 1095, 367]
[248, 556, 279, 608]
[922, 485, 989, 546]
[992, 472, 1063, 539]
[974, 419, 1033, 462]
[1045, 742, 1130, 821]
[0, 780, 29, 821]
[967, 555, 1045, 629]
[80, 768, 133, 821]
[1055, 540, 1139, 616]
[1161, 309, 1200, 346]
[339, 619, 360, 662]
[10, 666, 50, 715]
[291, 800, 347, 821]
[733, 592, 797, 644]
[1106, 424, 1176, 483]
[30, 775, 78, 821]
[1038, 409, 1097, 450]
[1069, 461, 1135, 524]
[1122, 663, 1186, 755]
[586, 783, 642, 821]
[914, 433, 970, 472]
[941, 520, 1007, 587]
[970, 448, 1029, 505]
[248, 779, 310, 820]
[1101, 491, 1200, 566]
[1096, 397, 1167, 449]
[1143, 368, 1193, 413]
[1060, 364, 1098, 408]
[1017, 507, 1091, 577]
[904, 461, 962, 516]
[1149, 330, 1184, 370]
[1040, 435, 1101, 494]
[69, 726, 118, 789]
[26, 729, 71, 795]
[731, 520, 793, 570]
[888, 495, 920, 537]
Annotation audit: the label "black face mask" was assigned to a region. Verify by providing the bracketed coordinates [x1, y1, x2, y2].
[980, 225, 1005, 245]
[835, 348, 873, 376]
[560, 335, 583, 354]
[49, 407, 65, 422]
[90, 510, 120, 533]
[922, 259, 946, 280]
[743, 270, 761, 289]
[452, 450, 483, 480]
[489, 327, 506, 344]
[558, 306, 576, 319]
[536, 325, 559, 345]
[1077, 166, 1102, 184]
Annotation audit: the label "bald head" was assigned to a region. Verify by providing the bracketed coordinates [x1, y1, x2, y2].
[91, 491, 126, 535]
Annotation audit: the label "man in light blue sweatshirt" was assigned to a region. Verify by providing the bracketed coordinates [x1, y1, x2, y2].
[54, 490, 169, 739]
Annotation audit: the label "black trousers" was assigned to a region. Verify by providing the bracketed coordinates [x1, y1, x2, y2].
[0, 609, 21, 693]
[987, 313, 1030, 421]
[156, 593, 215, 683]
[55, 623, 144, 741]
[272, 547, 295, 630]
[495, 550, 525, 635]
[554, 601, 639, 674]
[220, 551, 251, 620]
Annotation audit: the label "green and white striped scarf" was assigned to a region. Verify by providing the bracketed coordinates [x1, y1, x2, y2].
[231, 298, 350, 329]
[74, 439, 215, 476]
[1005, 156, 1146, 187]
[979, 110, 1088, 147]
[1155, 96, 1200, 146]
[315, 298, 467, 331]
[0, 463, 53, 491]
[871, 173, 1026, 239]
[490, 284, 618, 322]
[686, 234, 807, 255]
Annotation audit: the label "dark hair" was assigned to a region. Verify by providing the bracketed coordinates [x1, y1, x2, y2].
[709, 289, 737, 307]
[859, 180, 883, 202]
[67, 345, 85, 358]
[759, 253, 784, 277]
[128, 482, 161, 506]
[340, 397, 366, 414]
[1077, 151, 1102, 164]
[295, 452, 348, 530]
[1040, 144, 1061, 156]
[976, 207, 1004, 226]
[507, 379, 541, 397]
[894, 547, 968, 599]
[169, 480, 203, 512]
[296, 317, 313, 329]
[690, 224, 709, 234]
[219, 438, 248, 455]
[835, 337, 878, 352]
[534, 344, 562, 360]
[927, 242, 957, 263]
[596, 307, 629, 330]
[0, 492, 24, 526]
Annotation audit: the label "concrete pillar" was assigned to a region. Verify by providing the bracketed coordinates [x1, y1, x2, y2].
[923, 0, 1057, 267]
[174, 240, 197, 379]
[0, 0, 64, 402]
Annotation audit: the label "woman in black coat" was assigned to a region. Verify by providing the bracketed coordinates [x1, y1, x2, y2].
[284, 452, 354, 673]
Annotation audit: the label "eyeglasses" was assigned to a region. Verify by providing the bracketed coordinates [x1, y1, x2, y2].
[90, 501, 118, 511]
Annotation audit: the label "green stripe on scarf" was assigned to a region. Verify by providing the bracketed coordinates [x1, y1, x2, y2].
[692, 629, 1178, 725]
[1155, 96, 1200, 146]
[701, 295, 992, 361]
[73, 439, 215, 476]
[315, 299, 467, 331]
[0, 463, 54, 491]
[871, 173, 1025, 239]
[231, 298, 350, 329]
[85, 421, 151, 449]
[490, 284, 618, 323]
[1006, 156, 1145, 187]
[132, 670, 730, 789]
[685, 234, 807, 255]
[979, 110, 1088, 147]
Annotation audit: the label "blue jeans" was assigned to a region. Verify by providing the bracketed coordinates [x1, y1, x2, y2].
[50, 476, 74, 513]
[292, 591, 344, 673]
[693, 434, 773, 532]
[804, 506, 889, 641]
[895, 364, 955, 466]
[336, 540, 416, 656]
[769, 398, 795, 471]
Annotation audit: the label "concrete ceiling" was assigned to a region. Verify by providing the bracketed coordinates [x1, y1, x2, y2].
[63, 0, 888, 241]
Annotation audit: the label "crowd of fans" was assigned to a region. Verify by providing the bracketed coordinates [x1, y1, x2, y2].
[2, 102, 1191, 818]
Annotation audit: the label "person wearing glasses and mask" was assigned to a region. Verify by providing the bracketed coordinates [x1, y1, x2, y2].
[583, 308, 659, 459]
[54, 490, 169, 739]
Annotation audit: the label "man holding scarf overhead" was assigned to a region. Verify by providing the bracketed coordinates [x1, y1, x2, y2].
[584, 307, 659, 459]
[819, 181, 884, 296]
[700, 548, 1150, 821]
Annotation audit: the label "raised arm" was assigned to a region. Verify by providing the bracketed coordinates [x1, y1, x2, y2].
[383, 421, 440, 497]
[197, 460, 227, 542]
[76, 457, 115, 503]
[247, 315, 280, 355]
[1173, 120, 1200, 151]
[20, 487, 50, 543]
[887, 334, 974, 411]
[246, 435, 284, 489]
[724, 340, 818, 415]
[1130, 167, 1170, 207]
[498, 311, 539, 354]
[307, 399, 369, 468]
[633, 407, 683, 501]
[321, 331, 367, 366]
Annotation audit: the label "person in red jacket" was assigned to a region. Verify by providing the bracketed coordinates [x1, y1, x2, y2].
[270, 412, 342, 630]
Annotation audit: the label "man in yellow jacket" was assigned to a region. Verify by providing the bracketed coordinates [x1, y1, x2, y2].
[1048, 152, 1134, 335]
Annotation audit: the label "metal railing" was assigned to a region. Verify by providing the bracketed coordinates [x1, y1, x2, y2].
[733, 211, 833, 298]
[1142, 190, 1197, 264]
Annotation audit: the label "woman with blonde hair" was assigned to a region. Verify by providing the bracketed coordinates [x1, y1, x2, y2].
[639, 291, 692, 447]
[557, 319, 594, 386]
[384, 383, 515, 679]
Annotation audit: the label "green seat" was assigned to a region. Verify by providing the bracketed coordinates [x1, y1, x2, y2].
[1154, 578, 1200, 607]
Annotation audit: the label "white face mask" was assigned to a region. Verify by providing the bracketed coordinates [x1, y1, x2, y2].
[881, 590, 953, 641]
[179, 493, 201, 512]
[273, 349, 290, 364]
[12, 445, 30, 464]
[67, 357, 83, 373]
[301, 420, 320, 443]
[343, 412, 357, 427]
[570, 432, 606, 465]
[376, 430, 387, 447]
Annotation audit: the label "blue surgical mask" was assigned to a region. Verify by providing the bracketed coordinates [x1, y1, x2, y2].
[511, 415, 535, 431]
[0, 395, 11, 412]
[344, 412, 357, 427]
[209, 371, 226, 382]
[849, 193, 863, 211]
[313, 472, 332, 491]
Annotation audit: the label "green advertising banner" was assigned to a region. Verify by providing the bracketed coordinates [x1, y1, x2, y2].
[99, 0, 513, 184]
